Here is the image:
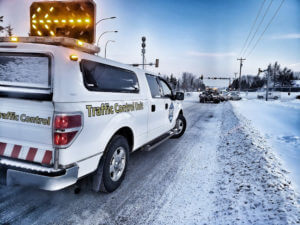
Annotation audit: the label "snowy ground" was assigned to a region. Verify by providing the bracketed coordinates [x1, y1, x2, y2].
[231, 94, 300, 194]
[0, 94, 299, 224]
[240, 91, 300, 101]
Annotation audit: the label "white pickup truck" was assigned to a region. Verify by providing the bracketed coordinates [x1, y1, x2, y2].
[0, 37, 186, 192]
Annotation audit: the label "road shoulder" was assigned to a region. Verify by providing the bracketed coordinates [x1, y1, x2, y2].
[214, 102, 300, 224]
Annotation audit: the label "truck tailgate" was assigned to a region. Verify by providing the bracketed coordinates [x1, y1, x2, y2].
[0, 98, 54, 165]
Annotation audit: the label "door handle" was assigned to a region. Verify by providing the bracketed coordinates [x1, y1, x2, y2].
[151, 105, 156, 112]
[165, 103, 168, 109]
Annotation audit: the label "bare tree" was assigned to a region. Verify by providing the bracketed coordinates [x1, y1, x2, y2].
[6, 25, 13, 36]
[0, 16, 4, 34]
[0, 17, 14, 36]
[179, 72, 205, 92]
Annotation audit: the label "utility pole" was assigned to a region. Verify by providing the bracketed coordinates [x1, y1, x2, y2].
[237, 58, 246, 94]
[141, 36, 146, 69]
[258, 68, 269, 101]
[266, 67, 270, 101]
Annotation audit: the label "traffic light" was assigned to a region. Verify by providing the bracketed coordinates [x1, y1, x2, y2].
[200, 75, 203, 80]
[141, 36, 146, 48]
[155, 59, 159, 68]
[30, 0, 96, 43]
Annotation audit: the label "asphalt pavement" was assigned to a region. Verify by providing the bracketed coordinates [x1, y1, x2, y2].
[1, 100, 299, 225]
[0, 101, 219, 225]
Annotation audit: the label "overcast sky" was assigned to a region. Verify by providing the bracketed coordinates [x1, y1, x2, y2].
[0, 0, 299, 86]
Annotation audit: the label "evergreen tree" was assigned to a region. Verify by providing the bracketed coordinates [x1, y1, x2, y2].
[0, 16, 4, 34]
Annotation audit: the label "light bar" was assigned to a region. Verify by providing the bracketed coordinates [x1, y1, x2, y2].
[30, 0, 96, 43]
[0, 36, 100, 54]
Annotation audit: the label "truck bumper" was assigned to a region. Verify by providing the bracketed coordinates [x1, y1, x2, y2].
[0, 158, 79, 191]
[6, 166, 79, 191]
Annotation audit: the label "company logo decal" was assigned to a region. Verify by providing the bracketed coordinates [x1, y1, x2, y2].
[169, 102, 174, 122]
[86, 102, 144, 117]
[0, 112, 51, 126]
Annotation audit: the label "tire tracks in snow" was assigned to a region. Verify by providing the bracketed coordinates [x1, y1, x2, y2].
[0, 102, 216, 225]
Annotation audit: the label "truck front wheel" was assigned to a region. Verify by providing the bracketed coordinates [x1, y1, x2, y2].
[172, 114, 186, 139]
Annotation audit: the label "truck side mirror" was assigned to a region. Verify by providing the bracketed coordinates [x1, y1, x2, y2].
[175, 92, 184, 101]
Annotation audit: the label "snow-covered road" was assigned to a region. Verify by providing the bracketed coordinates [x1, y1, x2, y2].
[0, 100, 299, 225]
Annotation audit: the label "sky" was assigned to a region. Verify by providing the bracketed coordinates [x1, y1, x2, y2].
[0, 0, 299, 86]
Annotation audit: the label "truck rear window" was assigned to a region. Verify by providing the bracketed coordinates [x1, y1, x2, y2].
[0, 53, 50, 89]
[80, 59, 139, 93]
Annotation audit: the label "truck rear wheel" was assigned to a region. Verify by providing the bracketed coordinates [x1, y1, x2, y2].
[172, 114, 186, 139]
[100, 135, 129, 193]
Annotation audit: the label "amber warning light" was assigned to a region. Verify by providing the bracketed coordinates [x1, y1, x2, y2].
[30, 0, 95, 43]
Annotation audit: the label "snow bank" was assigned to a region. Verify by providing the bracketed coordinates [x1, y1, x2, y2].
[240, 91, 300, 101]
[216, 103, 300, 224]
[231, 100, 300, 193]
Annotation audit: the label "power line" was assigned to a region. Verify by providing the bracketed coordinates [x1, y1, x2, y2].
[242, 0, 274, 57]
[239, 0, 266, 57]
[247, 0, 285, 58]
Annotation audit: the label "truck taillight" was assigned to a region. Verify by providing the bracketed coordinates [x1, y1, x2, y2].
[54, 115, 81, 129]
[53, 113, 83, 148]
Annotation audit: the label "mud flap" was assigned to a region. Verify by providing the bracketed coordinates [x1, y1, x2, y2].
[0, 166, 7, 185]
[92, 156, 107, 192]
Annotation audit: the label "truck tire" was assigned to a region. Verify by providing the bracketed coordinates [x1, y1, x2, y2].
[100, 135, 129, 193]
[172, 114, 186, 139]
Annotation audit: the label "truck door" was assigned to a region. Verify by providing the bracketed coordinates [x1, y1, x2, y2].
[145, 74, 167, 141]
[157, 78, 175, 130]
[0, 52, 54, 166]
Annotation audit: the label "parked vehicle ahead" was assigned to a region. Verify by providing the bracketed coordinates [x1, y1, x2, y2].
[0, 37, 186, 192]
[228, 92, 242, 101]
[219, 91, 229, 102]
[257, 92, 279, 100]
[199, 90, 220, 103]
[219, 91, 227, 101]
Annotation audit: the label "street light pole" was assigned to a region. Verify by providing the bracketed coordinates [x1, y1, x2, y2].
[96, 30, 118, 52]
[105, 40, 115, 58]
[96, 16, 116, 25]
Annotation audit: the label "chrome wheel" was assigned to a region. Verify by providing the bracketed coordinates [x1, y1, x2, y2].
[175, 118, 184, 135]
[109, 147, 126, 182]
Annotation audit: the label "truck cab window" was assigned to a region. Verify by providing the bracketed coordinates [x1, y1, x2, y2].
[146, 74, 162, 98]
[159, 79, 172, 98]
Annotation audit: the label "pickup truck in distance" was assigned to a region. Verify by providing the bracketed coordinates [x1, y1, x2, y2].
[0, 37, 186, 193]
